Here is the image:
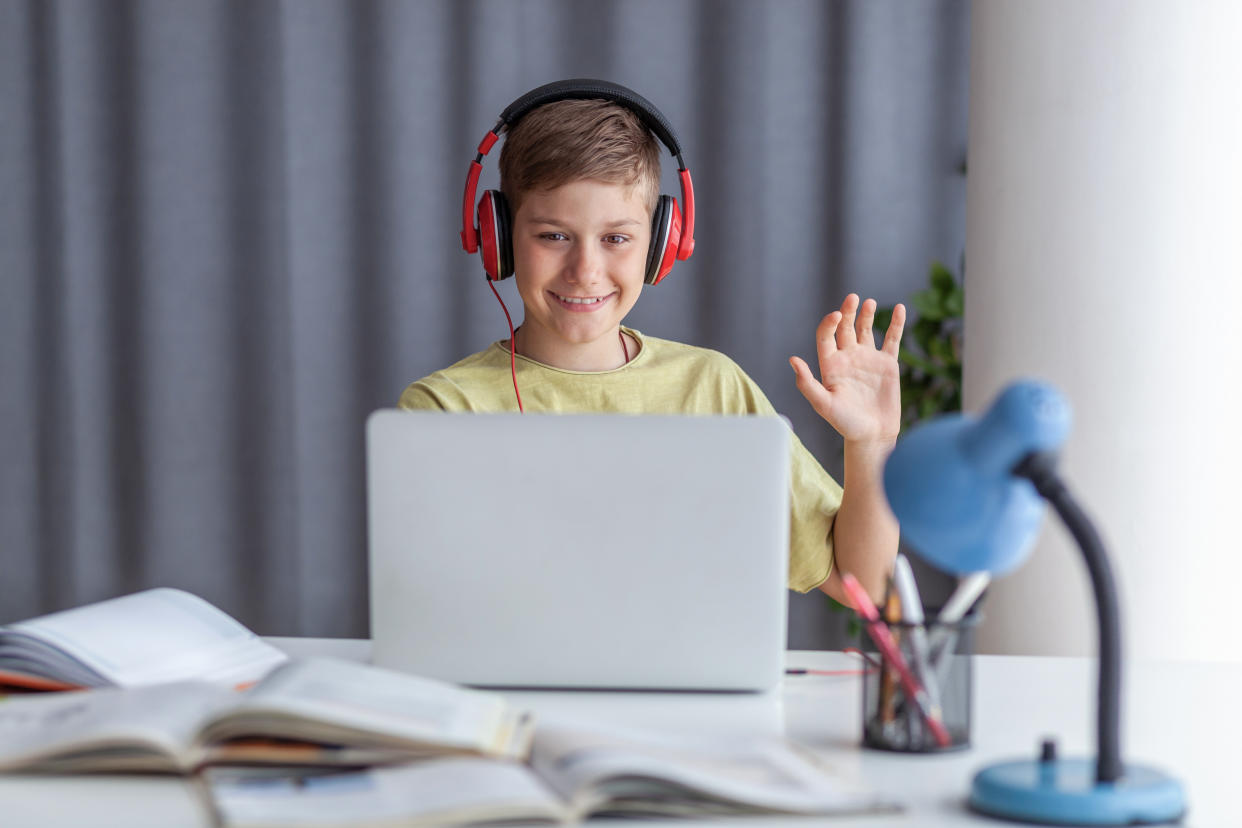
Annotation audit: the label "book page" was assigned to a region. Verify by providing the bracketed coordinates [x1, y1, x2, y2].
[0, 681, 236, 772]
[1, 588, 287, 687]
[201, 658, 535, 760]
[209, 758, 564, 827]
[530, 723, 898, 818]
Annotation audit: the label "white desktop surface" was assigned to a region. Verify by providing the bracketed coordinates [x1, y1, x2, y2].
[0, 638, 1234, 827]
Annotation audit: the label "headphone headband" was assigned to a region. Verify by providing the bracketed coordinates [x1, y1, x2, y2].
[499, 78, 684, 159]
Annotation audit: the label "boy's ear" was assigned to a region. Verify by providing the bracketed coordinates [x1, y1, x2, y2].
[477, 190, 514, 281]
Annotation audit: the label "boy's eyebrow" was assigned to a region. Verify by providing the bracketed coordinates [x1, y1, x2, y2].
[526, 216, 644, 228]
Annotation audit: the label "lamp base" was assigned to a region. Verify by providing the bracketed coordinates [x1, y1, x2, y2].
[970, 757, 1186, 825]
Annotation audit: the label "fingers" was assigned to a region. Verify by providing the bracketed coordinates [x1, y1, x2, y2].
[856, 297, 877, 346]
[815, 310, 841, 357]
[881, 303, 907, 357]
[836, 293, 860, 350]
[810, 293, 893, 379]
[837, 294, 896, 349]
[815, 312, 842, 382]
[789, 356, 834, 420]
[789, 356, 820, 396]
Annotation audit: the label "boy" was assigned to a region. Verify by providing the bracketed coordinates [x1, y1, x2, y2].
[400, 89, 904, 606]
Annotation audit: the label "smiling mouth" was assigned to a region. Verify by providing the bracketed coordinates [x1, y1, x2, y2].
[550, 291, 615, 309]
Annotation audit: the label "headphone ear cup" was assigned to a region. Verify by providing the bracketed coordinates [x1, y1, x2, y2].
[646, 196, 682, 285]
[645, 196, 674, 285]
[477, 190, 514, 280]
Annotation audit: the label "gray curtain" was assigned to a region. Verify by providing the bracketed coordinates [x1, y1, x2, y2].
[1, 0, 969, 646]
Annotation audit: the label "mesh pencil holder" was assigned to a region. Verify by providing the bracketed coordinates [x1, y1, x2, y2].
[860, 610, 980, 753]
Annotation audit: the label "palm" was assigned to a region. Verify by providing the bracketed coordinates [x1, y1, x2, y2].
[790, 295, 906, 445]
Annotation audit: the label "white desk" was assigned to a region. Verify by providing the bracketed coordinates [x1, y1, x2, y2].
[0, 640, 1234, 827]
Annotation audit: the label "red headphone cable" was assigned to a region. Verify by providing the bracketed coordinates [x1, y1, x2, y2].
[487, 279, 525, 413]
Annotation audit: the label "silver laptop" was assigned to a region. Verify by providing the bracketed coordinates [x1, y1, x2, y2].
[366, 411, 790, 691]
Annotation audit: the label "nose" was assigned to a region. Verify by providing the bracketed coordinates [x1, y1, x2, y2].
[564, 239, 602, 285]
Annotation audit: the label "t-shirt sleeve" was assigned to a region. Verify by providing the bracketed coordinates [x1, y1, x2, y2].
[397, 381, 447, 411]
[394, 349, 509, 412]
[786, 430, 843, 593]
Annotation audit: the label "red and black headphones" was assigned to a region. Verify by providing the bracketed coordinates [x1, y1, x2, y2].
[460, 78, 696, 285]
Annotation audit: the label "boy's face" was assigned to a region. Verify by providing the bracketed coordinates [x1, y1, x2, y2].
[511, 179, 651, 367]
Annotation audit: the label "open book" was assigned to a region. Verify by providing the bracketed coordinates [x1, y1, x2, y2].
[0, 588, 288, 690]
[209, 723, 899, 826]
[0, 657, 535, 773]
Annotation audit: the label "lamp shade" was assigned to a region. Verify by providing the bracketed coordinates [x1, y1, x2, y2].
[883, 381, 1072, 576]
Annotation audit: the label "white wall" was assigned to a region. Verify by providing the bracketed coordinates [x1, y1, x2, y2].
[965, 1, 1242, 661]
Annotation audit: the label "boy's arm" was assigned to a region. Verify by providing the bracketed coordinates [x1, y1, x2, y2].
[789, 294, 906, 605]
[818, 438, 899, 606]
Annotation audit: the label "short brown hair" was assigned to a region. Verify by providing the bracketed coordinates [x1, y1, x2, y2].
[499, 98, 662, 215]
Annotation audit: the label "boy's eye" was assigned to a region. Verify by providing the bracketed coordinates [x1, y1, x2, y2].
[539, 232, 568, 242]
[603, 234, 630, 245]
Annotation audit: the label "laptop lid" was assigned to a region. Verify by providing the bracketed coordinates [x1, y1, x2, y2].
[366, 411, 790, 691]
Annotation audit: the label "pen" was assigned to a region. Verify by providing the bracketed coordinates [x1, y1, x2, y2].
[937, 571, 990, 625]
[891, 556, 941, 708]
[928, 572, 990, 674]
[891, 555, 941, 749]
[840, 573, 951, 748]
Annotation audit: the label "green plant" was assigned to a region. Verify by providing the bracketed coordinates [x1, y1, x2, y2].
[875, 261, 964, 431]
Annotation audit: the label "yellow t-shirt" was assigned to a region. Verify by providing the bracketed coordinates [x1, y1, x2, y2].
[398, 328, 842, 593]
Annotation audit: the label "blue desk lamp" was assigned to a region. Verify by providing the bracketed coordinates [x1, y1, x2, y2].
[883, 380, 1187, 825]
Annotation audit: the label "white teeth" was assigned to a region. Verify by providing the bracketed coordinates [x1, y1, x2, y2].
[556, 294, 606, 304]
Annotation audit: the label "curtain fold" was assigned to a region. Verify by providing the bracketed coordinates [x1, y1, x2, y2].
[1, 0, 969, 646]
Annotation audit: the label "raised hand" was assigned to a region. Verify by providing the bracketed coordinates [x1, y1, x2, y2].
[789, 294, 906, 446]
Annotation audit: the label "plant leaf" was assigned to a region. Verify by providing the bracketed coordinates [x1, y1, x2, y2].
[899, 347, 951, 378]
[930, 261, 955, 294]
[927, 335, 954, 363]
[891, 260, 967, 426]
[944, 286, 964, 317]
[912, 317, 940, 353]
[911, 289, 944, 321]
